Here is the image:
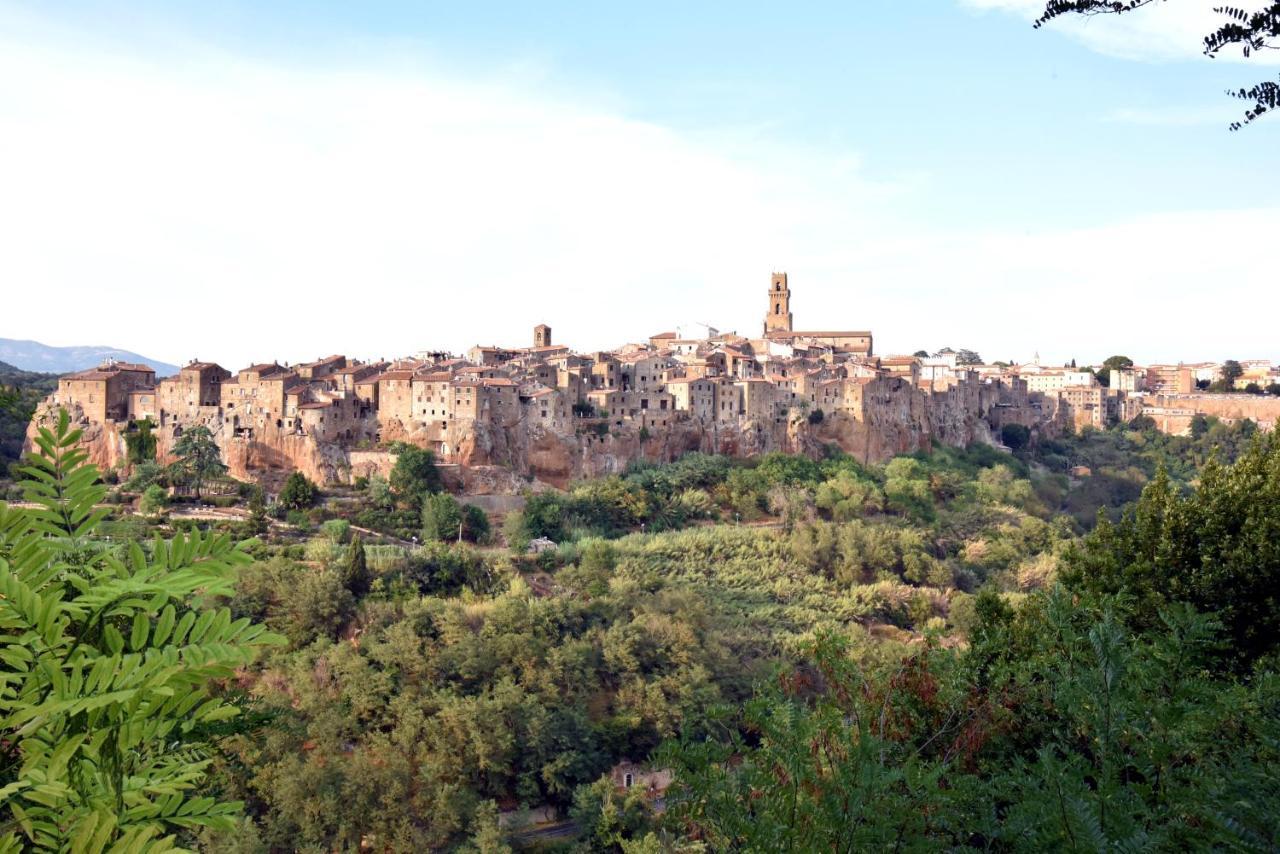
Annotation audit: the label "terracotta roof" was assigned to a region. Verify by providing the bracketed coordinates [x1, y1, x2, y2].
[299, 354, 345, 368]
[413, 371, 452, 382]
[63, 362, 155, 380]
[298, 402, 330, 410]
[616, 351, 660, 363]
[649, 331, 677, 339]
[376, 370, 414, 382]
[242, 362, 284, 375]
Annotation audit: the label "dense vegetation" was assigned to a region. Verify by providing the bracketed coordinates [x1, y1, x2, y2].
[1, 412, 1276, 851]
[0, 360, 58, 466]
[660, 433, 1280, 850]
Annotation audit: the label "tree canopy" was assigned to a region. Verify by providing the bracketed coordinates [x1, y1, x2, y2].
[169, 426, 225, 499]
[388, 443, 442, 506]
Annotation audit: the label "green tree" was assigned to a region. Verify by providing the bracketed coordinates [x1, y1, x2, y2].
[664, 594, 1280, 850]
[389, 443, 442, 506]
[139, 483, 168, 516]
[0, 411, 282, 851]
[422, 492, 463, 542]
[244, 485, 269, 536]
[278, 471, 317, 510]
[1221, 359, 1245, 386]
[1094, 355, 1133, 388]
[170, 425, 226, 500]
[340, 533, 372, 597]
[1036, 2, 1280, 129]
[1000, 422, 1031, 450]
[123, 418, 157, 465]
[1064, 434, 1280, 670]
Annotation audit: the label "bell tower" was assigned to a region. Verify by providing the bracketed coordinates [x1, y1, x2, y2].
[763, 272, 793, 335]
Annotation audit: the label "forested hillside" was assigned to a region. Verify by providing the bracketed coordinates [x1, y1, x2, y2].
[1, 416, 1276, 852]
[0, 360, 58, 466]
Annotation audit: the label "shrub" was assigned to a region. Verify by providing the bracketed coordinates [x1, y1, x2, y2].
[278, 471, 318, 510]
[321, 518, 351, 544]
[422, 493, 490, 543]
[139, 483, 168, 515]
[1000, 422, 1031, 450]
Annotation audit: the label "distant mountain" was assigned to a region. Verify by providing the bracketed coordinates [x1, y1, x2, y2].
[0, 338, 179, 377]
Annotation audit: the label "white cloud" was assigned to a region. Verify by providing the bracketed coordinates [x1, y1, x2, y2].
[0, 27, 900, 368]
[0, 12, 1276, 371]
[962, 0, 1279, 63]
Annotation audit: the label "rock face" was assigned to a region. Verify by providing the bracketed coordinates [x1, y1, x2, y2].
[26, 377, 1028, 495]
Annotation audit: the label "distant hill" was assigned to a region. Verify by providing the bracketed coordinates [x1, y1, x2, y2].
[0, 338, 178, 376]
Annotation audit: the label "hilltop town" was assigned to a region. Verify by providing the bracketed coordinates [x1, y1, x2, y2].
[30, 273, 1280, 490]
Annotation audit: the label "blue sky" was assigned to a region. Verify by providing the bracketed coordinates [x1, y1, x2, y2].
[1, 0, 1276, 367]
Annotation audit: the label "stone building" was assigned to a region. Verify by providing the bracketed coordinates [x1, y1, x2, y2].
[41, 270, 1170, 488]
[57, 362, 155, 424]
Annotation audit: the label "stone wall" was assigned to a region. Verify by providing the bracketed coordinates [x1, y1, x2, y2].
[27, 373, 1042, 495]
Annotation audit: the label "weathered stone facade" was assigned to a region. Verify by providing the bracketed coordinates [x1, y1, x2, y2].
[32, 273, 1147, 491]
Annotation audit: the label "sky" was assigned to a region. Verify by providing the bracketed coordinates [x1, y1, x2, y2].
[0, 0, 1276, 370]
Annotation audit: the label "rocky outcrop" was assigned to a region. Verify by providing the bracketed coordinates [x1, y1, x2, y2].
[27, 375, 1028, 495]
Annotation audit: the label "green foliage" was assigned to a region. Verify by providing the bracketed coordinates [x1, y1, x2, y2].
[139, 483, 168, 516]
[663, 591, 1280, 850]
[339, 533, 371, 597]
[124, 461, 167, 494]
[1065, 434, 1280, 670]
[388, 443, 442, 507]
[422, 493, 489, 543]
[117, 428, 1279, 850]
[0, 361, 58, 465]
[1000, 422, 1031, 450]
[169, 426, 226, 500]
[319, 518, 349, 544]
[277, 471, 317, 511]
[569, 778, 655, 850]
[1027, 417, 1261, 526]
[0, 411, 282, 852]
[124, 418, 157, 465]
